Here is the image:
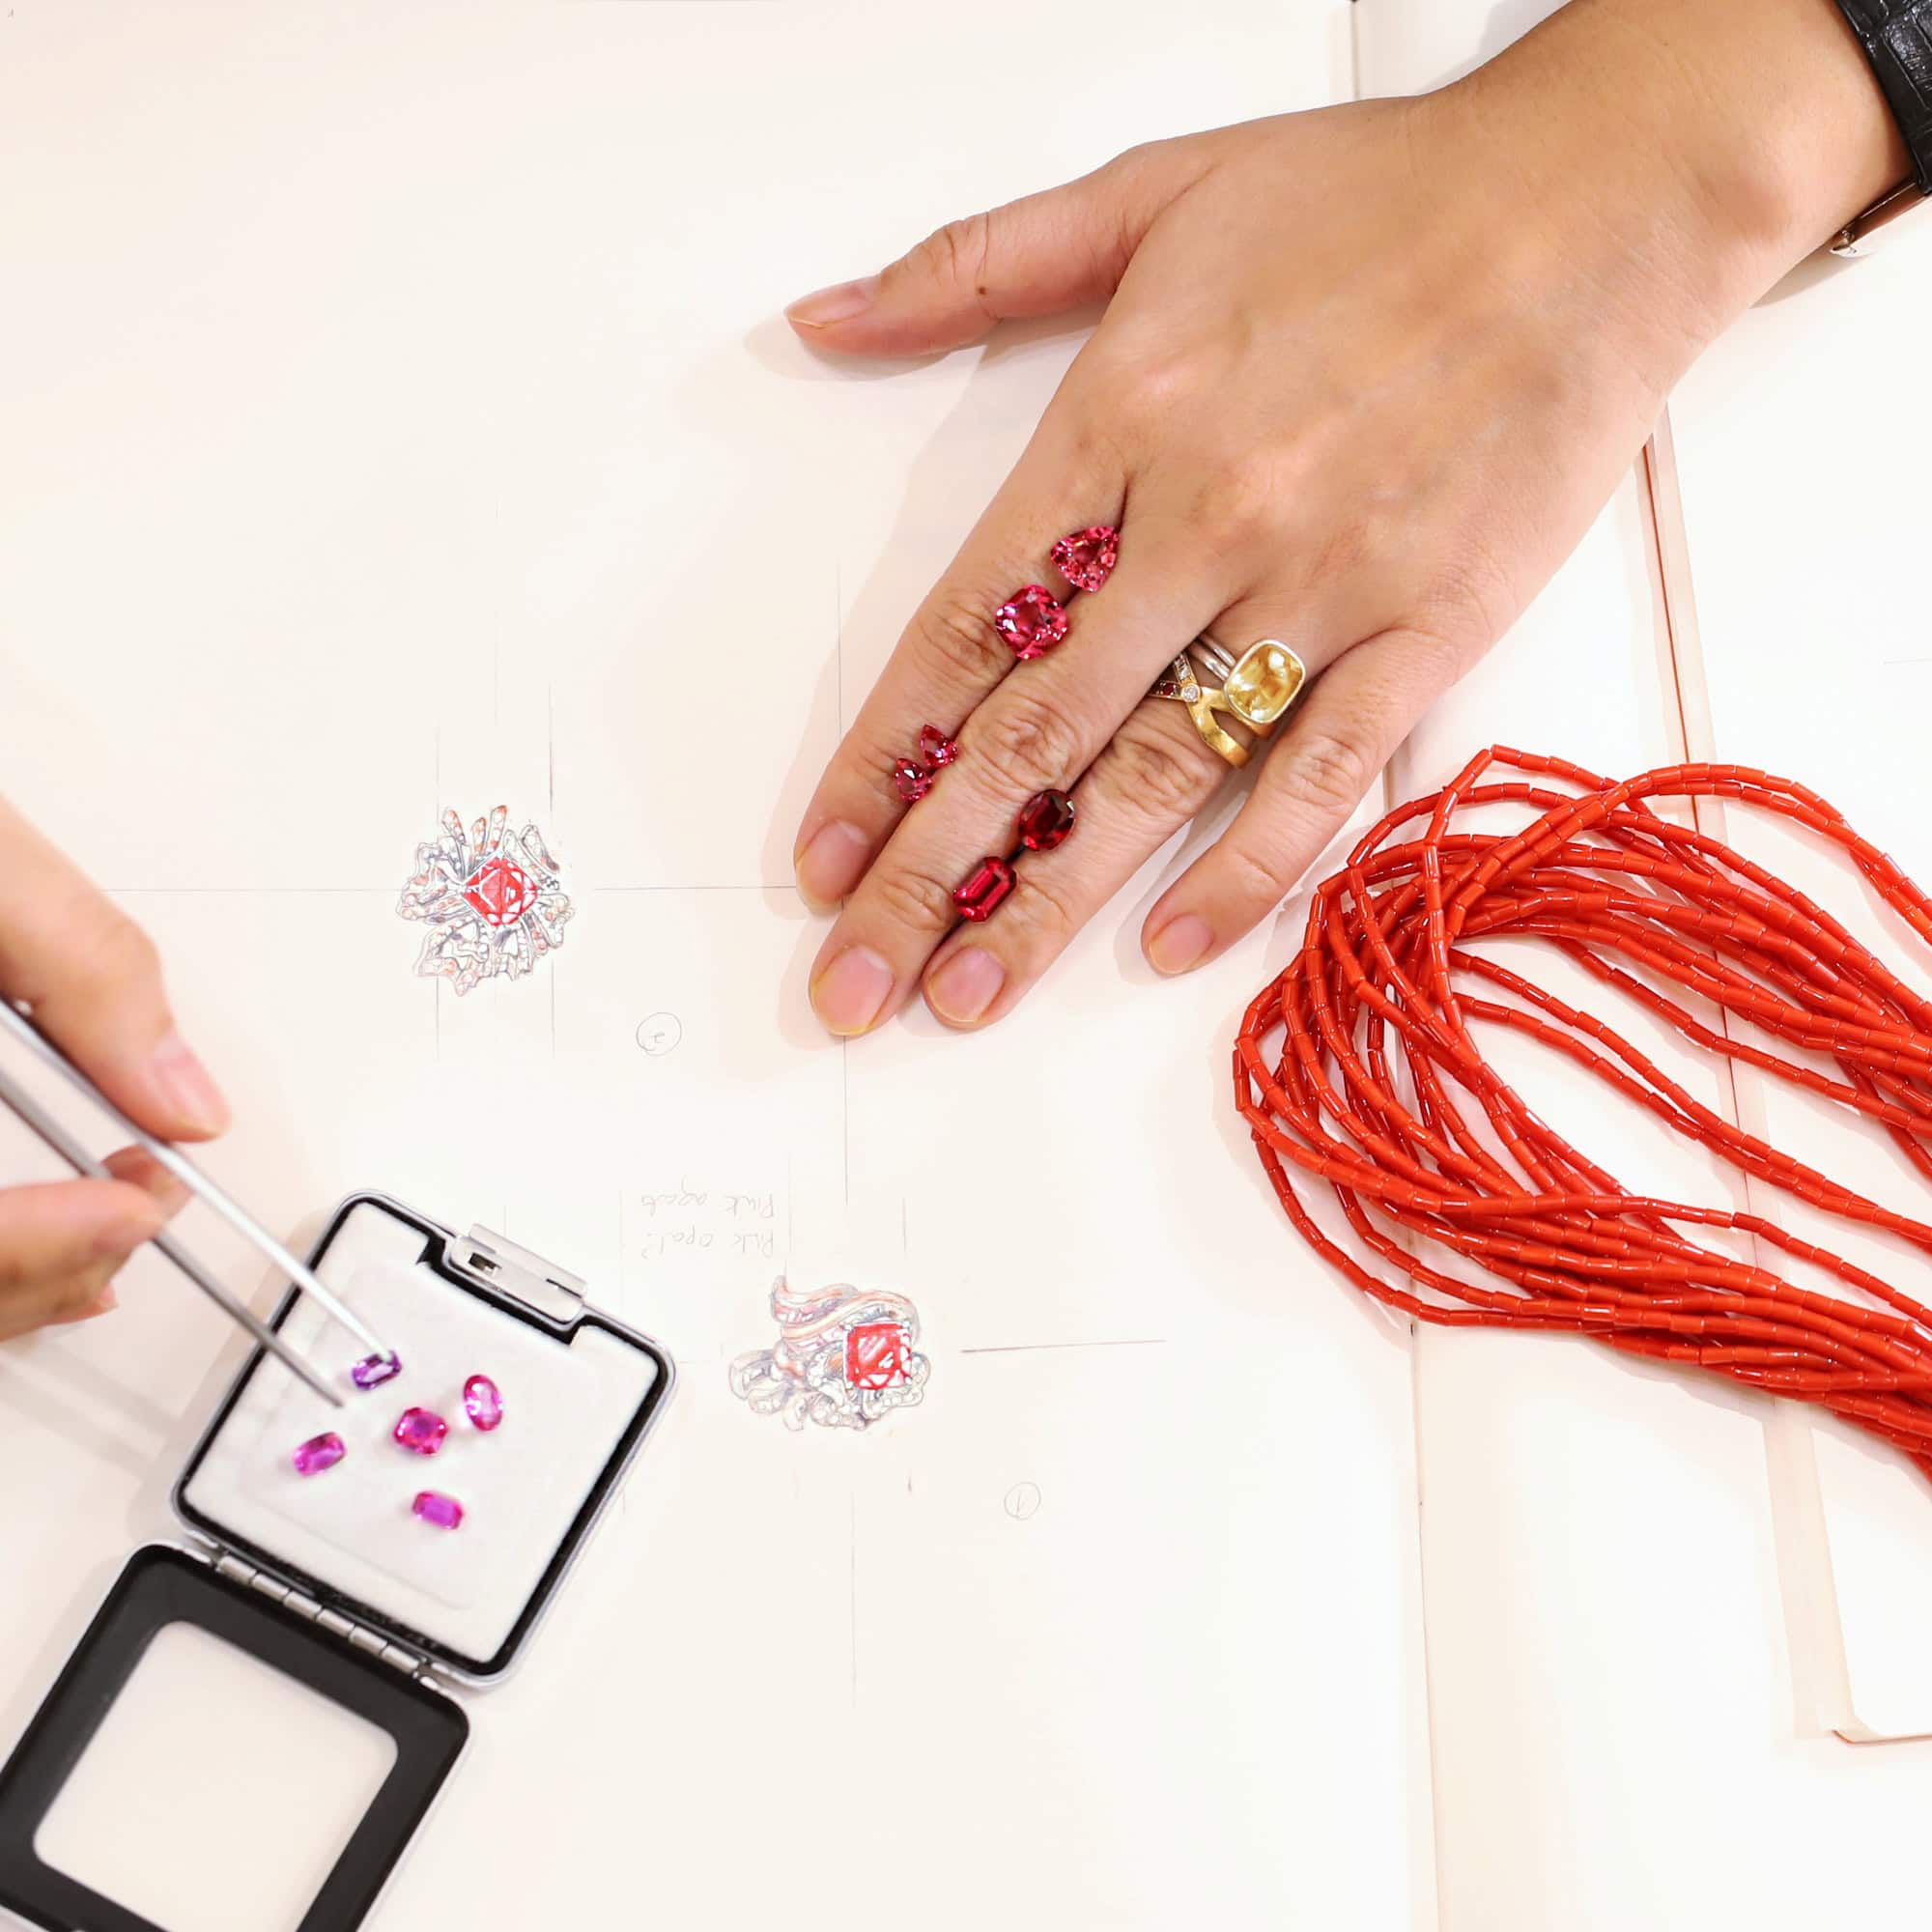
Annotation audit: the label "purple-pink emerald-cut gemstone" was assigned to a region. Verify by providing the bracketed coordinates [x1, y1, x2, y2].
[392, 1406, 448, 1456]
[291, 1432, 346, 1478]
[413, 1490, 465, 1530]
[351, 1350, 402, 1391]
[463, 1374, 504, 1432]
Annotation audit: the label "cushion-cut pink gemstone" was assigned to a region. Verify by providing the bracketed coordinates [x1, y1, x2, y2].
[291, 1433, 346, 1478]
[413, 1490, 465, 1530]
[846, 1321, 910, 1390]
[893, 757, 934, 804]
[462, 856, 534, 928]
[463, 1374, 504, 1432]
[393, 1406, 448, 1456]
[993, 585, 1068, 661]
[1017, 788, 1076, 852]
[1050, 525, 1119, 594]
[918, 724, 959, 767]
[351, 1351, 403, 1391]
[952, 856, 1016, 923]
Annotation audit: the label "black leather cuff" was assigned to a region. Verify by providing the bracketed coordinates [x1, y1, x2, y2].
[1835, 0, 1932, 192]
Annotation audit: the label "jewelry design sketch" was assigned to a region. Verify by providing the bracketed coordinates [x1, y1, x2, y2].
[728, 1276, 930, 1432]
[397, 806, 573, 995]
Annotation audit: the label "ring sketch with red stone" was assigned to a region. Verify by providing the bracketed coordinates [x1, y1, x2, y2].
[397, 806, 574, 994]
[728, 1277, 930, 1431]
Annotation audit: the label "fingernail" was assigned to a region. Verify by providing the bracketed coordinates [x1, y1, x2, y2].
[784, 275, 879, 329]
[152, 1031, 230, 1135]
[810, 946, 895, 1036]
[1147, 913, 1214, 977]
[926, 948, 1006, 1026]
[795, 820, 870, 911]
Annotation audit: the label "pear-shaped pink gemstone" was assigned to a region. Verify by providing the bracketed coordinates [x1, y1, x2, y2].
[1049, 525, 1119, 594]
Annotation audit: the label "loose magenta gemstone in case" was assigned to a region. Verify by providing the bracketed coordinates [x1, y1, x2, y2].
[461, 855, 534, 929]
[412, 1491, 465, 1530]
[463, 1374, 503, 1432]
[291, 1433, 346, 1478]
[893, 757, 934, 804]
[1049, 525, 1120, 594]
[393, 1406, 448, 1456]
[351, 1351, 403, 1391]
[845, 1321, 910, 1390]
[952, 856, 1016, 923]
[917, 724, 959, 767]
[993, 584, 1069, 661]
[1017, 788, 1076, 852]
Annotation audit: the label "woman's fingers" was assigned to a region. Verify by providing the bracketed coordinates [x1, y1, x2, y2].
[0, 1174, 164, 1341]
[784, 142, 1212, 358]
[0, 795, 229, 1141]
[1141, 628, 1469, 973]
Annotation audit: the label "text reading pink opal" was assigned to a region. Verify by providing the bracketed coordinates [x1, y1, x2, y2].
[918, 724, 959, 767]
[412, 1491, 465, 1530]
[952, 857, 1016, 923]
[1017, 788, 1076, 852]
[893, 757, 934, 804]
[463, 1374, 503, 1432]
[392, 1406, 449, 1456]
[351, 1351, 403, 1391]
[291, 1433, 346, 1478]
[993, 585, 1069, 661]
[1050, 525, 1119, 594]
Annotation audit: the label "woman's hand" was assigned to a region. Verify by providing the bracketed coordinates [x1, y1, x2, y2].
[0, 797, 228, 1339]
[786, 0, 1905, 1037]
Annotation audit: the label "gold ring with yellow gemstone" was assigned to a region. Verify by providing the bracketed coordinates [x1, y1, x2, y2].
[1150, 635, 1307, 768]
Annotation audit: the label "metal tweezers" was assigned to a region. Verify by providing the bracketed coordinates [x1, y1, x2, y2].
[0, 1000, 393, 1408]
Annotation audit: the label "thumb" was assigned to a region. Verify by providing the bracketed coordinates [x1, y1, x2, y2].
[784, 141, 1202, 357]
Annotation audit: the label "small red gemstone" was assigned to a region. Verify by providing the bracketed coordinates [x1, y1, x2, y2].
[893, 757, 934, 804]
[952, 856, 1016, 923]
[462, 856, 533, 928]
[846, 1321, 910, 1390]
[1017, 788, 1076, 852]
[392, 1407, 448, 1456]
[918, 724, 959, 767]
[1050, 525, 1119, 594]
[993, 585, 1069, 661]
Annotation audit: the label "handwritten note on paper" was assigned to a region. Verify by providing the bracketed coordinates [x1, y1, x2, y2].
[636, 1178, 784, 1270]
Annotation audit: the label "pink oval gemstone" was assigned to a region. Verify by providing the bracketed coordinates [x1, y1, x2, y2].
[952, 857, 1016, 923]
[892, 757, 933, 804]
[463, 1374, 504, 1432]
[992, 585, 1069, 661]
[1016, 788, 1076, 853]
[412, 1490, 465, 1530]
[917, 724, 959, 767]
[392, 1406, 448, 1456]
[351, 1351, 403, 1391]
[291, 1433, 346, 1478]
[1050, 525, 1120, 594]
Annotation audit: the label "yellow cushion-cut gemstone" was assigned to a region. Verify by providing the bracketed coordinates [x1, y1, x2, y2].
[1221, 639, 1305, 726]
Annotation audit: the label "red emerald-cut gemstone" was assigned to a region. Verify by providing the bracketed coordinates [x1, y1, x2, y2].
[291, 1433, 346, 1478]
[917, 724, 959, 767]
[952, 856, 1015, 923]
[412, 1490, 465, 1530]
[393, 1406, 448, 1456]
[462, 856, 533, 928]
[993, 585, 1068, 661]
[893, 757, 934, 804]
[1017, 788, 1076, 852]
[1050, 525, 1120, 594]
[846, 1321, 910, 1390]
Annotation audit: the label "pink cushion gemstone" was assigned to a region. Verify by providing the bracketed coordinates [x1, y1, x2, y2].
[1017, 788, 1076, 852]
[393, 1406, 449, 1456]
[917, 724, 959, 767]
[351, 1351, 403, 1391]
[952, 857, 1016, 923]
[893, 757, 934, 804]
[462, 856, 534, 928]
[412, 1490, 465, 1530]
[291, 1433, 346, 1478]
[846, 1321, 910, 1390]
[1050, 525, 1120, 594]
[463, 1374, 504, 1432]
[993, 585, 1069, 660]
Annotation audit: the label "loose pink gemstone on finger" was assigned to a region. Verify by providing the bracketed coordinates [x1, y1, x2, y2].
[1050, 525, 1119, 594]
[291, 1433, 346, 1478]
[393, 1406, 449, 1456]
[463, 1374, 504, 1432]
[893, 757, 934, 804]
[917, 724, 959, 767]
[993, 585, 1068, 661]
[351, 1351, 403, 1391]
[412, 1490, 465, 1530]
[952, 857, 1016, 923]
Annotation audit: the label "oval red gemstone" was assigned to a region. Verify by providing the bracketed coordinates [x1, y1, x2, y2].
[1049, 525, 1120, 594]
[992, 585, 1068, 661]
[917, 724, 959, 767]
[1017, 788, 1076, 852]
[463, 1374, 504, 1432]
[893, 758, 934, 804]
[952, 857, 1016, 923]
